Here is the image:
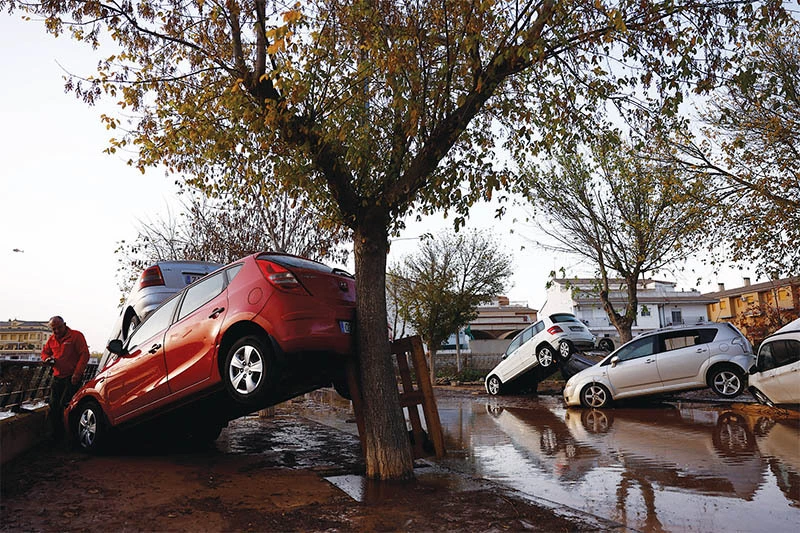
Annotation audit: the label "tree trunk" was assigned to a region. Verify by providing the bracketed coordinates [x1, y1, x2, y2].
[455, 331, 462, 373]
[428, 347, 437, 384]
[354, 216, 415, 480]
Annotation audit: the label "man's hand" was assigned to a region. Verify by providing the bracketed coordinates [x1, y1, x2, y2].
[44, 357, 55, 365]
[71, 375, 80, 386]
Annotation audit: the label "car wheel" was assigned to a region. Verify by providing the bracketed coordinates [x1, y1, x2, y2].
[537, 346, 555, 367]
[581, 409, 611, 433]
[558, 340, 573, 360]
[123, 311, 140, 340]
[750, 387, 775, 407]
[708, 366, 745, 398]
[332, 378, 352, 400]
[73, 400, 107, 454]
[224, 335, 274, 405]
[580, 383, 610, 408]
[598, 338, 614, 352]
[486, 375, 503, 396]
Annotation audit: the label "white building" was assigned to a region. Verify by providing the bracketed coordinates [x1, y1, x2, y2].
[539, 278, 716, 349]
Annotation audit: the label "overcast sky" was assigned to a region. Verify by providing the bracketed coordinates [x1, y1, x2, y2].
[0, 13, 762, 352]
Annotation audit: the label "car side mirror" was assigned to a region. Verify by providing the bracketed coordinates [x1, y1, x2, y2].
[610, 356, 620, 368]
[107, 339, 129, 357]
[749, 364, 758, 375]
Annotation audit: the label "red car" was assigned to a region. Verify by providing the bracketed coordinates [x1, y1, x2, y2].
[66, 252, 356, 452]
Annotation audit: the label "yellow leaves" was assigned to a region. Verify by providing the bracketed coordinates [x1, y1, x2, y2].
[283, 8, 303, 24]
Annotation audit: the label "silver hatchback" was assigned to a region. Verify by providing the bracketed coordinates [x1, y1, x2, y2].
[563, 322, 754, 408]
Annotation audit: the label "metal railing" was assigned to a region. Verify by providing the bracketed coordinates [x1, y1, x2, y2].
[0, 361, 98, 412]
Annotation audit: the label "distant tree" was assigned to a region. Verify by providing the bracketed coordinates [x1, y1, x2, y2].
[4, 0, 788, 480]
[657, 19, 800, 277]
[388, 231, 512, 381]
[116, 188, 349, 298]
[521, 135, 708, 343]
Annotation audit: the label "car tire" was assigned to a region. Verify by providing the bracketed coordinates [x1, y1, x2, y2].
[123, 311, 140, 340]
[557, 340, 573, 361]
[73, 400, 107, 454]
[223, 335, 274, 406]
[332, 378, 352, 400]
[580, 383, 611, 408]
[537, 346, 555, 367]
[708, 366, 745, 398]
[598, 338, 614, 352]
[486, 375, 503, 396]
[750, 387, 775, 407]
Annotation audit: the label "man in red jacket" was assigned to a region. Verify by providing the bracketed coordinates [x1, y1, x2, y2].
[41, 316, 90, 439]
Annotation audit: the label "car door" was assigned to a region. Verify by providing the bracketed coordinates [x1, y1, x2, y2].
[508, 322, 543, 377]
[773, 339, 800, 402]
[758, 339, 800, 403]
[163, 269, 231, 395]
[103, 295, 180, 421]
[655, 329, 712, 388]
[605, 334, 662, 396]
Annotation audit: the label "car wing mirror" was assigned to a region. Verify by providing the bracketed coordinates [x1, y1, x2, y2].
[610, 356, 620, 368]
[748, 364, 758, 375]
[107, 339, 130, 357]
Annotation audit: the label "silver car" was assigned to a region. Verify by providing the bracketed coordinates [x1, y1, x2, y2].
[748, 317, 800, 406]
[100, 260, 221, 368]
[485, 312, 596, 395]
[563, 322, 754, 408]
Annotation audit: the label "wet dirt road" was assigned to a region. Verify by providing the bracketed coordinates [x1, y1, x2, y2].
[431, 388, 800, 532]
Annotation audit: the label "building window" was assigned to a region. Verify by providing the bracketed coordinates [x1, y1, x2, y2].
[640, 305, 651, 317]
[671, 309, 683, 324]
[720, 300, 727, 310]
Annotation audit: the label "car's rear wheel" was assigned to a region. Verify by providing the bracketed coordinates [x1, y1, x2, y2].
[598, 338, 614, 352]
[73, 400, 107, 454]
[750, 387, 775, 407]
[708, 366, 745, 398]
[557, 340, 573, 360]
[537, 346, 555, 367]
[580, 383, 610, 408]
[486, 375, 503, 396]
[224, 335, 274, 406]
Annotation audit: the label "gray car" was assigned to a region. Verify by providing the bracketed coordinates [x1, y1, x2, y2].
[563, 322, 754, 408]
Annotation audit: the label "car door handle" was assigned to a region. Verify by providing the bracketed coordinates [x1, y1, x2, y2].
[645, 359, 655, 364]
[209, 307, 225, 319]
[695, 348, 707, 353]
[148, 343, 162, 354]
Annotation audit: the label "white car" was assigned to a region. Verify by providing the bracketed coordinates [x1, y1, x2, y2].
[748, 317, 800, 406]
[485, 313, 596, 395]
[563, 322, 754, 408]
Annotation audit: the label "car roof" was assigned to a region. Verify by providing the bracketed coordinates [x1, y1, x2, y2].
[763, 317, 800, 341]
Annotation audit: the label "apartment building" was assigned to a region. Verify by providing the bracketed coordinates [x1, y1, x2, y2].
[0, 319, 50, 361]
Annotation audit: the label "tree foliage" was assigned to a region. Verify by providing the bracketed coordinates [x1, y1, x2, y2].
[388, 231, 512, 380]
[655, 18, 800, 278]
[116, 188, 350, 298]
[3, 0, 789, 480]
[522, 135, 708, 342]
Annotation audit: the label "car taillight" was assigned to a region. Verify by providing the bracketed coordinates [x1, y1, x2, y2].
[547, 325, 563, 334]
[256, 259, 308, 294]
[139, 265, 165, 288]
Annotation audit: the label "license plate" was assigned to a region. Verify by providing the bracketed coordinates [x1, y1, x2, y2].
[569, 326, 584, 331]
[184, 273, 204, 284]
[339, 321, 352, 334]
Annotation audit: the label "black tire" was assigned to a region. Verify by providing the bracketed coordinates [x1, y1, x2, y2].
[750, 387, 775, 407]
[598, 338, 614, 352]
[580, 383, 611, 408]
[486, 375, 503, 396]
[73, 400, 107, 454]
[223, 335, 274, 406]
[537, 346, 555, 367]
[333, 378, 352, 400]
[557, 340, 573, 361]
[708, 365, 745, 398]
[123, 311, 140, 340]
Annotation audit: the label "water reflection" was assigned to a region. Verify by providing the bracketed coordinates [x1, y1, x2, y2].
[437, 396, 800, 531]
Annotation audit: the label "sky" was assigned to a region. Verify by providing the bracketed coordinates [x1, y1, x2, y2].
[0, 13, 764, 353]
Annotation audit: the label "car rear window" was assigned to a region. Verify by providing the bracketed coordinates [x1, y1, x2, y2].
[549, 313, 578, 323]
[258, 254, 333, 274]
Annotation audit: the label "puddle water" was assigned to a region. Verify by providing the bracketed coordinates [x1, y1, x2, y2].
[436, 396, 800, 532]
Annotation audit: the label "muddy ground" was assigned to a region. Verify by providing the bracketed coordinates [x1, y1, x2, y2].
[1, 387, 616, 533]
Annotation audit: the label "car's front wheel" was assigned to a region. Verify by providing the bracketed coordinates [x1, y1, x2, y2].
[750, 387, 775, 407]
[486, 375, 503, 396]
[598, 338, 614, 352]
[224, 335, 274, 406]
[73, 400, 107, 454]
[580, 383, 611, 408]
[537, 346, 555, 367]
[708, 366, 745, 398]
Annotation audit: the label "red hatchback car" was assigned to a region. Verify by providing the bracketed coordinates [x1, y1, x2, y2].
[66, 252, 356, 452]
